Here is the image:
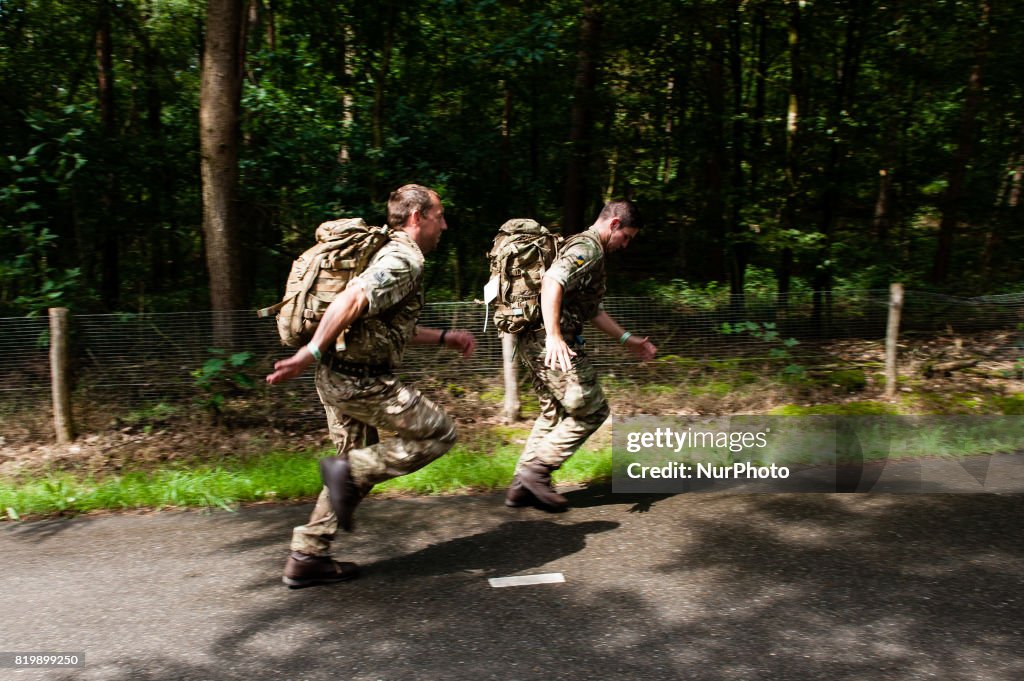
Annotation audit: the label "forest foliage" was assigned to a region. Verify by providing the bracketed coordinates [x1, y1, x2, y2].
[1, 0, 1022, 317]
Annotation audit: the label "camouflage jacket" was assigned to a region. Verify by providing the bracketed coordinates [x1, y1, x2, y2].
[337, 229, 424, 368]
[543, 227, 606, 338]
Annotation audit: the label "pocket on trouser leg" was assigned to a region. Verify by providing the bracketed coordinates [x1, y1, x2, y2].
[557, 358, 606, 417]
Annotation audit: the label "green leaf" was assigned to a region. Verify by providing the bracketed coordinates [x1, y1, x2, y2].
[229, 351, 252, 367]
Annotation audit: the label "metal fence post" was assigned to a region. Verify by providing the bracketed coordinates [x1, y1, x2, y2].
[885, 283, 904, 399]
[49, 307, 75, 443]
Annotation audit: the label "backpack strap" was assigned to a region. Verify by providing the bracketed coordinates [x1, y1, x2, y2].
[257, 298, 290, 318]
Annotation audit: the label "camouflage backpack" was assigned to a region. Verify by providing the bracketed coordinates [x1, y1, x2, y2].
[487, 218, 562, 334]
[257, 217, 390, 348]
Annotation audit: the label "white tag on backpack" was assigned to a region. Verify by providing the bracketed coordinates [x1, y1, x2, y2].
[482, 277, 498, 332]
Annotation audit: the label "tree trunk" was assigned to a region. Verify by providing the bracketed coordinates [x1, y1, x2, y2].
[813, 0, 865, 331]
[727, 0, 747, 309]
[501, 80, 512, 192]
[660, 75, 674, 184]
[931, 0, 992, 284]
[527, 63, 540, 218]
[562, 0, 602, 235]
[873, 168, 892, 242]
[243, 0, 262, 84]
[703, 15, 727, 284]
[750, 2, 767, 189]
[778, 0, 804, 311]
[141, 8, 167, 296]
[985, 129, 1024, 274]
[501, 333, 520, 423]
[96, 1, 120, 311]
[1007, 154, 1023, 209]
[264, 0, 276, 50]
[667, 44, 693, 274]
[200, 0, 246, 344]
[338, 21, 355, 166]
[370, 1, 396, 201]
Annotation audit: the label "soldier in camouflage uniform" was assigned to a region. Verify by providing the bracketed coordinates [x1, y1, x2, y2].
[266, 184, 477, 588]
[506, 200, 657, 511]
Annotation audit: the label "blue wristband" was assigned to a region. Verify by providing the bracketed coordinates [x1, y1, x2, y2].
[306, 341, 322, 362]
[619, 331, 632, 345]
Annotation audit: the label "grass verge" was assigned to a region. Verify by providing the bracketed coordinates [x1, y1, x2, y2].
[0, 443, 613, 521]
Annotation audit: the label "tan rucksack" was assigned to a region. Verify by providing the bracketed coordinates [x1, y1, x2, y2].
[487, 218, 562, 334]
[258, 217, 390, 347]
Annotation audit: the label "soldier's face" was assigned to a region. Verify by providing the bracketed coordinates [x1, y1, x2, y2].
[419, 195, 447, 253]
[608, 226, 638, 252]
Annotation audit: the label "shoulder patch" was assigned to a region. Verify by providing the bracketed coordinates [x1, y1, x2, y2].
[574, 256, 585, 267]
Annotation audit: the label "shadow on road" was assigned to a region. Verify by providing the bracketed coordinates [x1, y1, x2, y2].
[39, 493, 1024, 681]
[563, 482, 675, 513]
[366, 518, 618, 579]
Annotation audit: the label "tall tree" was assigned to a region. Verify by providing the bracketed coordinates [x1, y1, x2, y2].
[369, 0, 396, 202]
[200, 0, 246, 341]
[563, 0, 603, 234]
[778, 0, 804, 308]
[726, 0, 748, 302]
[813, 0, 866, 330]
[701, 8, 728, 283]
[95, 0, 120, 310]
[931, 0, 993, 283]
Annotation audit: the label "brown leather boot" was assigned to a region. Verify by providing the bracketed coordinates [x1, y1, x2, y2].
[319, 455, 362, 532]
[282, 551, 360, 589]
[517, 460, 569, 511]
[505, 474, 535, 507]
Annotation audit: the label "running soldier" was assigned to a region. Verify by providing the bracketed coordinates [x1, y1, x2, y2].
[506, 200, 657, 511]
[267, 184, 476, 588]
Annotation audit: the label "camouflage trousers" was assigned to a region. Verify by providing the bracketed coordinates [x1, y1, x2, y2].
[291, 363, 457, 556]
[514, 333, 610, 475]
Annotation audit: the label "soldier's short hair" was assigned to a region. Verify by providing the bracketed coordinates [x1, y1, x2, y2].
[388, 184, 438, 228]
[598, 199, 643, 230]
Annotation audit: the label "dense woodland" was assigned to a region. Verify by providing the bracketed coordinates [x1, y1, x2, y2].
[2, 0, 1023, 321]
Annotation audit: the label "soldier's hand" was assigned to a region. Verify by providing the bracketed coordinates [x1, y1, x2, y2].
[445, 329, 477, 358]
[544, 335, 577, 372]
[626, 335, 657, 362]
[266, 349, 314, 384]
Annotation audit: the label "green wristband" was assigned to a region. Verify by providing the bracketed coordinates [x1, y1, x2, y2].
[306, 341, 322, 362]
[619, 331, 632, 345]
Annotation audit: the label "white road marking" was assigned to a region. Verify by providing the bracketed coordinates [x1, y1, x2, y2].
[488, 573, 566, 588]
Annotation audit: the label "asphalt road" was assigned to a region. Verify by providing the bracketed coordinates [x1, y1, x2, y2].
[1, 482, 1023, 681]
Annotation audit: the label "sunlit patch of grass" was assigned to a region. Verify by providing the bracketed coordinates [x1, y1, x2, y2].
[0, 451, 324, 520]
[769, 401, 899, 416]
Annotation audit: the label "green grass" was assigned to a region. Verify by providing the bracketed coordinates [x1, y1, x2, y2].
[6, 389, 1022, 520]
[756, 408, 1024, 463]
[769, 401, 899, 416]
[0, 451, 323, 519]
[0, 439, 612, 520]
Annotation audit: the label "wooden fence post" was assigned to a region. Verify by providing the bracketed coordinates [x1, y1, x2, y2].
[501, 332, 521, 423]
[885, 283, 904, 400]
[49, 307, 75, 443]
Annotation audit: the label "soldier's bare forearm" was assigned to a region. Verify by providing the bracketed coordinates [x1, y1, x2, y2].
[590, 310, 625, 340]
[310, 284, 369, 351]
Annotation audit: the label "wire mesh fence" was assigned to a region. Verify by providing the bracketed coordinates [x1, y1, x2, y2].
[2, 290, 1023, 445]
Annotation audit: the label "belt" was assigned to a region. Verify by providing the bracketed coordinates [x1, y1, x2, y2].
[327, 355, 393, 378]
